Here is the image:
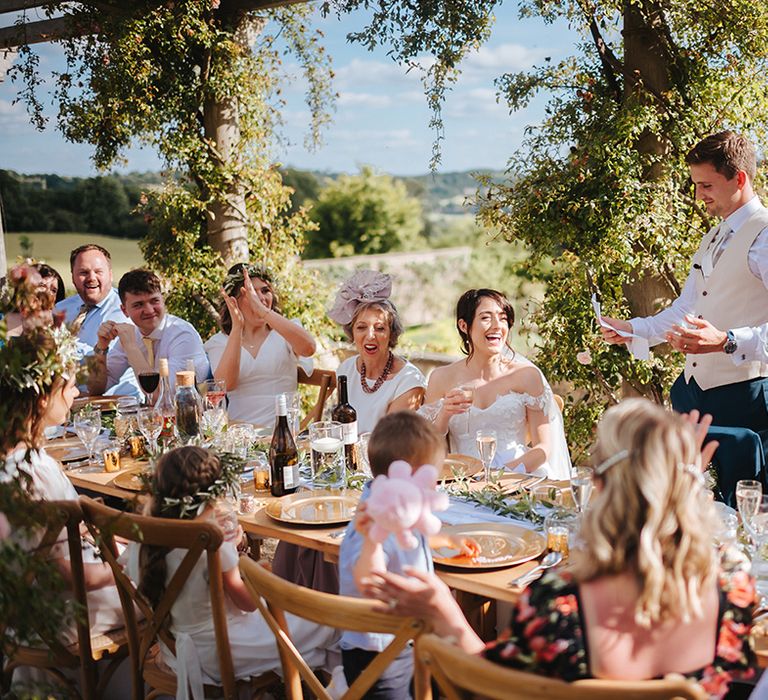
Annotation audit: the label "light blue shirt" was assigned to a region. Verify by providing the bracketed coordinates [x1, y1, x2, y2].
[339, 482, 434, 652]
[55, 288, 133, 395]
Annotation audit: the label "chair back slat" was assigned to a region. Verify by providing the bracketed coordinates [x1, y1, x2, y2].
[80, 496, 240, 700]
[298, 367, 337, 429]
[239, 556, 426, 700]
[416, 633, 708, 700]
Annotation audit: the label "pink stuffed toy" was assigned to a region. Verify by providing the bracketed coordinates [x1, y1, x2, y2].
[366, 460, 449, 550]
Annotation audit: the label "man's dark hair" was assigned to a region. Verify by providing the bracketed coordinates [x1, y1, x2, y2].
[685, 131, 757, 181]
[69, 244, 112, 270]
[118, 269, 162, 303]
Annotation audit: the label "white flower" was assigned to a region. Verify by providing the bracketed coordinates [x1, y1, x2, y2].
[576, 350, 592, 365]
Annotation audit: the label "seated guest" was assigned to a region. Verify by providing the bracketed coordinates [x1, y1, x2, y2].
[273, 271, 426, 592]
[205, 263, 316, 426]
[1, 325, 123, 659]
[87, 269, 209, 397]
[328, 270, 426, 432]
[55, 244, 129, 358]
[121, 446, 337, 699]
[364, 399, 756, 699]
[4, 261, 65, 337]
[420, 288, 571, 480]
[339, 412, 473, 699]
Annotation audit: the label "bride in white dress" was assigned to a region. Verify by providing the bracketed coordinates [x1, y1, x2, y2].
[421, 289, 571, 480]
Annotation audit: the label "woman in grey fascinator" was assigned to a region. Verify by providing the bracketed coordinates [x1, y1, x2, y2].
[329, 270, 426, 433]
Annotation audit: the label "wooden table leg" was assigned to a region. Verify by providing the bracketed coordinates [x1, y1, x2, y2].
[454, 590, 497, 641]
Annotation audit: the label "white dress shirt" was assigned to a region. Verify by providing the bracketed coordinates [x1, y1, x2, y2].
[106, 312, 211, 395]
[56, 287, 132, 395]
[630, 197, 768, 364]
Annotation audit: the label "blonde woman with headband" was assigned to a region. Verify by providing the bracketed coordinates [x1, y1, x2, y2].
[362, 398, 757, 698]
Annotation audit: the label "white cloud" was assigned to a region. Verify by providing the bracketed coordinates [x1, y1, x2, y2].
[462, 42, 547, 75]
[335, 58, 425, 88]
[337, 91, 392, 108]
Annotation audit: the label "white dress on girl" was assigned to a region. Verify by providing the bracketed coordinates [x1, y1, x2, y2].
[122, 535, 338, 700]
[205, 321, 313, 427]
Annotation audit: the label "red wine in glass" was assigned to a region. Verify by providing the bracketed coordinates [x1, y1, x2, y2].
[138, 371, 160, 405]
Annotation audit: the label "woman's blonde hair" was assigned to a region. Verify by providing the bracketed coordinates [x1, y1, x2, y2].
[571, 398, 718, 627]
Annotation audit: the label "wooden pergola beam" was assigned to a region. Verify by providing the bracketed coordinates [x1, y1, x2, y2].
[0, 16, 85, 49]
[0, 0, 54, 13]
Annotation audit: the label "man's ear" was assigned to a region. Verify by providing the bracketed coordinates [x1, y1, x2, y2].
[737, 170, 748, 189]
[120, 304, 126, 315]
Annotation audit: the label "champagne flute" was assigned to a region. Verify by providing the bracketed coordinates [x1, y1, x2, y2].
[736, 479, 762, 547]
[138, 406, 163, 455]
[457, 383, 474, 434]
[476, 429, 497, 484]
[73, 407, 102, 471]
[570, 466, 594, 514]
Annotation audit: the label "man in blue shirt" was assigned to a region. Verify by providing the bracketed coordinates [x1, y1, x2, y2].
[55, 244, 132, 395]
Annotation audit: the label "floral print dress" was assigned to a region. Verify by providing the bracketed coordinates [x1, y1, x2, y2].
[482, 569, 756, 699]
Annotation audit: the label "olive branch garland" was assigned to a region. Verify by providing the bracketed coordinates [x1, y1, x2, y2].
[141, 451, 246, 520]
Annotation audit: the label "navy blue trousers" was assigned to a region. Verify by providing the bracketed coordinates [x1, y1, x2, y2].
[670, 374, 768, 506]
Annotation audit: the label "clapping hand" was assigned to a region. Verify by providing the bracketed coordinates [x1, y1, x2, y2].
[220, 288, 244, 333]
[682, 409, 719, 469]
[240, 267, 270, 320]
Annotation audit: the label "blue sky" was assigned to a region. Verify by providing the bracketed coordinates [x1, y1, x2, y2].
[0, 3, 574, 177]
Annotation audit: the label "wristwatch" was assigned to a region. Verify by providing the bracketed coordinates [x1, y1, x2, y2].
[723, 330, 738, 355]
[93, 345, 109, 356]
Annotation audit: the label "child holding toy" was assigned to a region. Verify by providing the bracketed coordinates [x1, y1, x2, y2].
[338, 411, 476, 699]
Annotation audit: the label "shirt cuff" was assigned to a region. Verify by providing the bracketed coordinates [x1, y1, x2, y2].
[729, 327, 756, 366]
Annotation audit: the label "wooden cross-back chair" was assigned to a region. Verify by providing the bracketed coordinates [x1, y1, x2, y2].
[298, 367, 336, 430]
[80, 496, 278, 700]
[238, 556, 429, 700]
[1, 499, 129, 700]
[415, 633, 707, 700]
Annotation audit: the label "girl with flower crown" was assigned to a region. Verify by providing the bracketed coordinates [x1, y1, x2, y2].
[0, 319, 125, 686]
[121, 446, 337, 699]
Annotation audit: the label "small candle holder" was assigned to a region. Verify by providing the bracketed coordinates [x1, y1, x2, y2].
[102, 439, 122, 473]
[544, 508, 579, 559]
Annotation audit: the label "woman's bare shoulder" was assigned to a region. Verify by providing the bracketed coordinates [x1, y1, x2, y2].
[506, 364, 545, 396]
[428, 361, 466, 390]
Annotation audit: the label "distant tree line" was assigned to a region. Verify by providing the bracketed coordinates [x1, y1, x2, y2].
[0, 170, 160, 238]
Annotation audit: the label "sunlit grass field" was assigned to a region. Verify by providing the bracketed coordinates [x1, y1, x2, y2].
[4, 232, 145, 295]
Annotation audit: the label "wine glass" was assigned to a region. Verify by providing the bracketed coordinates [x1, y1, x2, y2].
[276, 392, 301, 437]
[138, 406, 163, 455]
[114, 396, 139, 444]
[737, 479, 763, 548]
[475, 429, 497, 484]
[138, 371, 160, 406]
[201, 379, 227, 410]
[457, 383, 474, 434]
[570, 467, 594, 514]
[73, 407, 102, 471]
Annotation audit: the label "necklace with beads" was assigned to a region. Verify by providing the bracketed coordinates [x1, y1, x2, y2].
[360, 351, 394, 394]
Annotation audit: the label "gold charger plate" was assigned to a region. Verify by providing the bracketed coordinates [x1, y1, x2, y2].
[265, 489, 359, 525]
[48, 444, 90, 463]
[432, 523, 545, 570]
[112, 468, 151, 492]
[441, 454, 482, 482]
[72, 395, 132, 412]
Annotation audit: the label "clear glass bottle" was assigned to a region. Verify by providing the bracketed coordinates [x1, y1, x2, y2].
[175, 370, 202, 445]
[156, 358, 177, 445]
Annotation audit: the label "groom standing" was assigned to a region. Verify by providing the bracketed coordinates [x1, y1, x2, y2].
[601, 131, 768, 503]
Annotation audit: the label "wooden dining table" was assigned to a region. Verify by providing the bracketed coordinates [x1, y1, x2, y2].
[48, 430, 554, 637]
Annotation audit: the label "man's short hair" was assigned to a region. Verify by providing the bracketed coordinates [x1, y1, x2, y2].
[367, 411, 445, 477]
[69, 244, 112, 270]
[685, 131, 757, 181]
[118, 269, 163, 303]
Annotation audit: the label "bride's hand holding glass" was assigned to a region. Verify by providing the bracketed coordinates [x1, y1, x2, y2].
[443, 386, 473, 416]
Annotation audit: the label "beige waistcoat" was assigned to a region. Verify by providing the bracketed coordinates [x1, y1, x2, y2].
[686, 207, 768, 390]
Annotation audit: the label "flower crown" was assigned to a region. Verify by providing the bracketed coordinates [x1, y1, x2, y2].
[222, 264, 274, 296]
[151, 451, 244, 520]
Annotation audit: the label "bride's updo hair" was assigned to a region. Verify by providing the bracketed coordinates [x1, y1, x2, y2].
[455, 289, 515, 360]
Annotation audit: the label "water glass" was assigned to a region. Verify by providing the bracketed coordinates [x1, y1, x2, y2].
[138, 406, 163, 455]
[73, 407, 102, 469]
[530, 484, 563, 509]
[309, 421, 345, 489]
[476, 429, 497, 483]
[356, 432, 372, 477]
[570, 467, 594, 514]
[115, 397, 139, 444]
[201, 407, 228, 442]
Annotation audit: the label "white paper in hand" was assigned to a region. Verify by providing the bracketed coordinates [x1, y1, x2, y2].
[592, 294, 650, 360]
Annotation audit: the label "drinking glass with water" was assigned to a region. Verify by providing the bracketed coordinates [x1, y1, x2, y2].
[309, 421, 346, 490]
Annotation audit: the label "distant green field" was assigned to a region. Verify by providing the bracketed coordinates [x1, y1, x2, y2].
[4, 233, 145, 295]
